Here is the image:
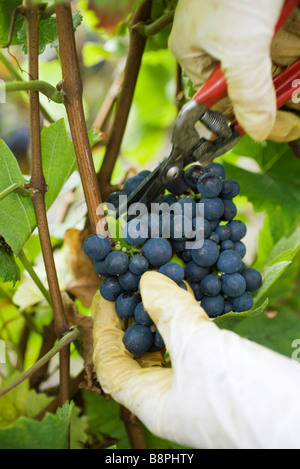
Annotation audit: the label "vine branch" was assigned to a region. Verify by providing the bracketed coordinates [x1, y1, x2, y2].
[0, 329, 80, 398]
[97, 0, 153, 199]
[5, 80, 63, 103]
[55, 2, 106, 237]
[23, 0, 70, 406]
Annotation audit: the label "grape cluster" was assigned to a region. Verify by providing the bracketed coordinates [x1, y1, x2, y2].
[83, 162, 262, 355]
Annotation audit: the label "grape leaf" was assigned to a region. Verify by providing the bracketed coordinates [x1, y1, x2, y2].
[213, 299, 269, 330]
[0, 0, 24, 46]
[223, 142, 300, 232]
[0, 140, 36, 255]
[233, 306, 300, 359]
[0, 373, 54, 427]
[41, 118, 77, 210]
[17, 10, 83, 54]
[0, 245, 20, 285]
[0, 401, 73, 449]
[0, 119, 77, 260]
[82, 390, 130, 448]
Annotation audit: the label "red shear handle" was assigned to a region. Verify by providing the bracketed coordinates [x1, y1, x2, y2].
[193, 0, 300, 109]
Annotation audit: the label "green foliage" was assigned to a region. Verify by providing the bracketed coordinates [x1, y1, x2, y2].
[0, 0, 24, 46]
[0, 119, 77, 263]
[0, 401, 74, 449]
[17, 10, 83, 54]
[0, 246, 20, 286]
[0, 140, 36, 256]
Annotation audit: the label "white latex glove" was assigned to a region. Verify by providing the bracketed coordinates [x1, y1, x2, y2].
[168, 0, 300, 142]
[93, 272, 300, 449]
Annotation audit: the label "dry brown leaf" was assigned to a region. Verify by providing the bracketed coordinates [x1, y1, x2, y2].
[64, 228, 100, 308]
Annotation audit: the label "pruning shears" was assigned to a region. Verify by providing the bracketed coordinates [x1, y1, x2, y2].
[116, 0, 300, 220]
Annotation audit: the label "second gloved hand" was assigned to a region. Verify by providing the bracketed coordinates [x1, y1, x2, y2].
[168, 0, 300, 143]
[93, 272, 300, 449]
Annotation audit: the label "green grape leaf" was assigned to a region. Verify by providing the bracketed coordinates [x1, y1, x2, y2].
[0, 244, 20, 285]
[0, 0, 25, 46]
[223, 142, 300, 232]
[234, 306, 300, 358]
[41, 118, 77, 210]
[213, 299, 269, 330]
[82, 390, 130, 449]
[0, 140, 36, 255]
[17, 10, 83, 54]
[0, 401, 73, 449]
[0, 119, 77, 259]
[0, 372, 54, 428]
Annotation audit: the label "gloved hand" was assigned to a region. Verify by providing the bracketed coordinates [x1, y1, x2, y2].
[93, 272, 300, 449]
[168, 1, 300, 143]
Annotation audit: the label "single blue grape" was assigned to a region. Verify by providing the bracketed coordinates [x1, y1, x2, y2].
[215, 224, 231, 241]
[220, 179, 233, 196]
[221, 239, 234, 251]
[241, 267, 262, 292]
[93, 259, 110, 276]
[221, 199, 237, 222]
[154, 328, 165, 348]
[83, 234, 111, 260]
[181, 249, 193, 262]
[192, 217, 212, 238]
[228, 220, 247, 241]
[209, 231, 220, 244]
[185, 261, 210, 282]
[138, 169, 151, 178]
[187, 281, 203, 301]
[191, 239, 220, 267]
[167, 171, 189, 195]
[201, 295, 225, 318]
[177, 197, 197, 218]
[223, 300, 233, 315]
[106, 191, 124, 210]
[142, 238, 172, 267]
[172, 239, 186, 252]
[170, 214, 193, 240]
[197, 173, 222, 198]
[233, 241, 246, 258]
[129, 254, 149, 275]
[123, 176, 144, 195]
[162, 193, 178, 205]
[199, 197, 224, 221]
[100, 276, 124, 301]
[184, 164, 208, 189]
[115, 291, 140, 319]
[134, 302, 153, 326]
[221, 179, 240, 199]
[123, 218, 148, 246]
[118, 270, 141, 290]
[200, 274, 222, 296]
[105, 251, 129, 275]
[217, 250, 242, 274]
[204, 162, 226, 179]
[123, 324, 153, 354]
[232, 292, 254, 312]
[222, 273, 246, 297]
[210, 220, 220, 231]
[159, 262, 185, 284]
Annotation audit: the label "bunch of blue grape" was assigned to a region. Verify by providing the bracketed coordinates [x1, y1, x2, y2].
[83, 162, 262, 355]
